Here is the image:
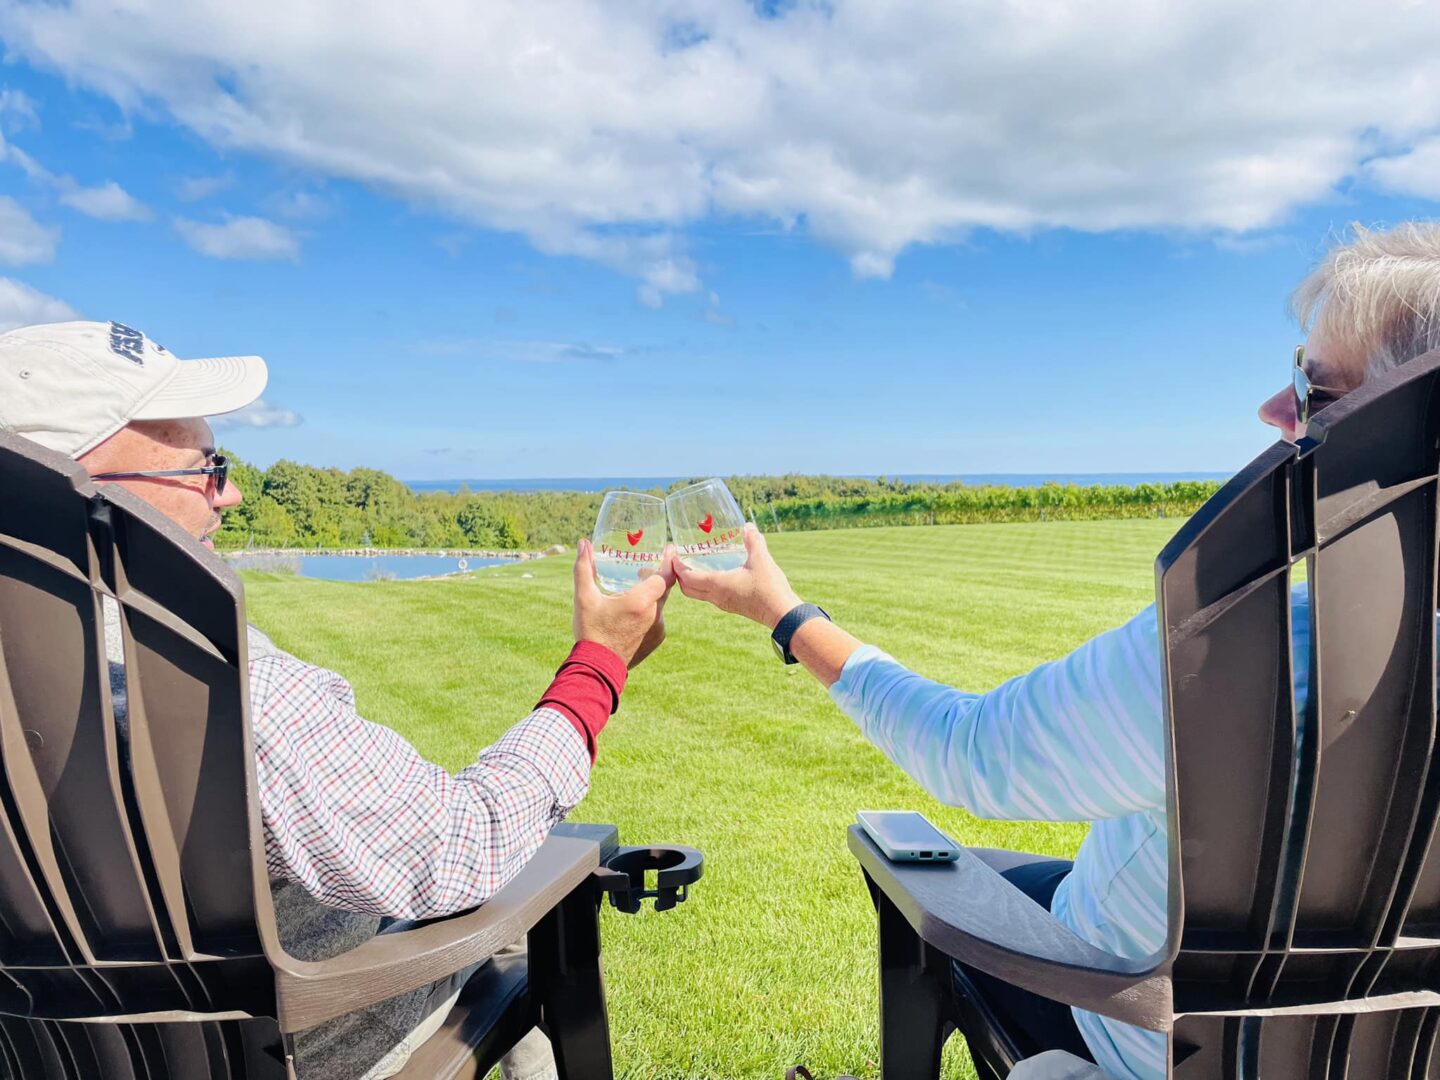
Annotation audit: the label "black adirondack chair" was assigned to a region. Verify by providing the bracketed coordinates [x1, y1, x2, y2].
[850, 348, 1440, 1078]
[0, 430, 701, 1079]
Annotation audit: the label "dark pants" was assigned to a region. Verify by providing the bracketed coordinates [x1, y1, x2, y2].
[952, 858, 1094, 1062]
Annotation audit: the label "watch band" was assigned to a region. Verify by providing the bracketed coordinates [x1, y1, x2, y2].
[771, 603, 831, 664]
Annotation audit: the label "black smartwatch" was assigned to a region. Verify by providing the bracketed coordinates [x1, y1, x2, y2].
[771, 603, 831, 664]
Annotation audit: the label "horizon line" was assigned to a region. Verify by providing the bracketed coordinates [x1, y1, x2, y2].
[404, 469, 1234, 486]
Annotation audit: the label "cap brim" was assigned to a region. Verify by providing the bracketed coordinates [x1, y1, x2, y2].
[131, 355, 269, 421]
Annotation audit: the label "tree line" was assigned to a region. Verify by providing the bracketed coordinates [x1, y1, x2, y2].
[212, 452, 1224, 552]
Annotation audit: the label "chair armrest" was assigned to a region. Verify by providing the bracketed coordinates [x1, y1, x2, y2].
[273, 827, 614, 1031]
[849, 827, 1171, 1031]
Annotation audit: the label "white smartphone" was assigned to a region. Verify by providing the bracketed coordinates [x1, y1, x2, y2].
[856, 810, 960, 863]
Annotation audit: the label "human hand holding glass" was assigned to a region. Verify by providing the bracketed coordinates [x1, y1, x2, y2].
[666, 478, 747, 573]
[591, 491, 669, 594]
[670, 521, 802, 628]
[572, 536, 675, 668]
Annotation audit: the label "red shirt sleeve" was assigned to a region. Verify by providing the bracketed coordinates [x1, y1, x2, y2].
[535, 640, 628, 762]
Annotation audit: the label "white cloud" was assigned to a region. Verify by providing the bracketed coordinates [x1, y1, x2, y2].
[5, 1, 1440, 288]
[0, 196, 58, 265]
[58, 179, 152, 221]
[415, 338, 626, 363]
[211, 397, 303, 428]
[0, 88, 38, 132]
[264, 189, 333, 220]
[1366, 137, 1440, 199]
[436, 231, 469, 258]
[917, 280, 967, 310]
[174, 214, 300, 260]
[0, 129, 48, 182]
[176, 173, 233, 201]
[701, 290, 735, 327]
[0, 276, 76, 330]
[0, 128, 151, 221]
[549, 341, 624, 362]
[72, 114, 132, 142]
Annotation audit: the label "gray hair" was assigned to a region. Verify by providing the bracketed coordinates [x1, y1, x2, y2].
[1291, 222, 1440, 377]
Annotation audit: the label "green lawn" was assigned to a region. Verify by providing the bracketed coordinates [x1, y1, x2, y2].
[241, 519, 1179, 1079]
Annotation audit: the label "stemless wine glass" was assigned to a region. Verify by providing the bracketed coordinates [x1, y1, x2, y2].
[591, 491, 669, 594]
[666, 478, 747, 572]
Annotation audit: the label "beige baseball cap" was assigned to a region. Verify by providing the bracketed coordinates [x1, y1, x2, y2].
[0, 320, 268, 458]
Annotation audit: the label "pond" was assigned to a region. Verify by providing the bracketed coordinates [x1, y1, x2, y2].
[228, 553, 515, 581]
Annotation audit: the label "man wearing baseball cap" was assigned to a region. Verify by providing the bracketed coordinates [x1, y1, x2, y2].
[0, 321, 676, 1080]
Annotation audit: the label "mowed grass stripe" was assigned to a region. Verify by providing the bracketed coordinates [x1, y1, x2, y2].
[241, 519, 1176, 1078]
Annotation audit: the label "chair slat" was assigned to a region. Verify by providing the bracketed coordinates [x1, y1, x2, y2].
[1168, 572, 1293, 946]
[1254, 1014, 1322, 1076]
[1345, 1008, 1405, 1077]
[0, 544, 173, 961]
[1418, 1009, 1440, 1079]
[80, 1023, 140, 1080]
[154, 1021, 217, 1079]
[128, 1021, 169, 1079]
[0, 744, 72, 965]
[1294, 487, 1437, 941]
[121, 606, 256, 956]
[44, 1018, 91, 1080]
[0, 1015, 62, 1077]
[0, 440, 92, 583]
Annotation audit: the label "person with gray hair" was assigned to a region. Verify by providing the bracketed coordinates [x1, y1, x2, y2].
[1296, 222, 1440, 372]
[675, 221, 1440, 1080]
[1260, 221, 1440, 440]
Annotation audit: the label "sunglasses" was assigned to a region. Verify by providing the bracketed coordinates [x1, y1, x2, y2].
[1292, 345, 1348, 426]
[92, 453, 230, 496]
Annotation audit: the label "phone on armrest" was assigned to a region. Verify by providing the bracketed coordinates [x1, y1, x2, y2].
[856, 810, 960, 863]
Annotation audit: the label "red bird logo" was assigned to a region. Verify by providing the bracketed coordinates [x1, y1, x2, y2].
[698, 514, 714, 533]
[626, 529, 644, 546]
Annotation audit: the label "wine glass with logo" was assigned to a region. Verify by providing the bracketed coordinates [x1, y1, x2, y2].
[591, 491, 668, 594]
[666, 478, 747, 572]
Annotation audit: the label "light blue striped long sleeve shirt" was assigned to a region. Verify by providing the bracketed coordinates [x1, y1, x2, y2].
[828, 586, 1318, 1080]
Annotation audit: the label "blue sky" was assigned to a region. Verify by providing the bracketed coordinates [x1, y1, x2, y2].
[2, 1, 1440, 481]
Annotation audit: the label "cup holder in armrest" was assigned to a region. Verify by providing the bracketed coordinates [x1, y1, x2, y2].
[593, 845, 703, 914]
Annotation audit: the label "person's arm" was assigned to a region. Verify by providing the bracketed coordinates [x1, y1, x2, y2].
[827, 612, 1166, 820]
[788, 616, 864, 687]
[253, 539, 676, 920]
[669, 523, 864, 686]
[672, 523, 1165, 821]
[252, 657, 596, 919]
[543, 536, 678, 757]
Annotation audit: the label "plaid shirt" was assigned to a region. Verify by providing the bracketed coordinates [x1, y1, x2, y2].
[247, 627, 595, 919]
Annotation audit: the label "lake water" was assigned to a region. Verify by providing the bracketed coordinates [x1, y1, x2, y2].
[230, 553, 513, 581]
[406, 471, 1231, 494]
